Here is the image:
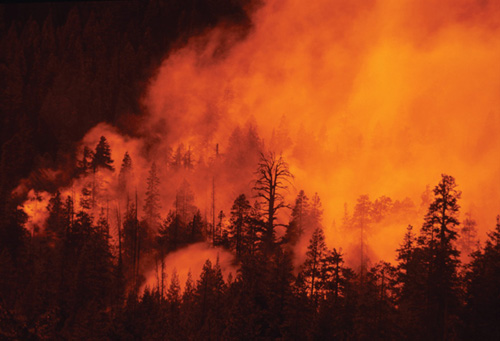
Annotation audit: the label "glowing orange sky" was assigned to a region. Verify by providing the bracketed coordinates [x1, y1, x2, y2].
[140, 0, 500, 260]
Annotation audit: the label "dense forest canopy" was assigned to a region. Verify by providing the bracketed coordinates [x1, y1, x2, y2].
[2, 0, 500, 339]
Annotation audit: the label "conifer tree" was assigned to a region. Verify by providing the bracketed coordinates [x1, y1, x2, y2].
[419, 174, 462, 339]
[301, 227, 328, 304]
[464, 216, 500, 339]
[174, 180, 196, 225]
[459, 212, 478, 259]
[352, 195, 372, 277]
[320, 247, 345, 302]
[188, 210, 203, 243]
[195, 259, 226, 339]
[92, 136, 114, 171]
[46, 191, 65, 240]
[285, 190, 309, 246]
[118, 151, 132, 194]
[143, 162, 161, 230]
[76, 146, 94, 177]
[228, 194, 251, 258]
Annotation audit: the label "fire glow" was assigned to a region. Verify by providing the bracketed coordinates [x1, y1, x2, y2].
[18, 0, 500, 270]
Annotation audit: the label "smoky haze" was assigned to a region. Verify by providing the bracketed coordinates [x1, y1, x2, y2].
[140, 0, 500, 261]
[17, 0, 500, 268]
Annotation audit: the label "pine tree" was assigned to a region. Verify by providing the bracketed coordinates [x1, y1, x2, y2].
[419, 174, 462, 339]
[320, 247, 345, 302]
[228, 194, 251, 259]
[122, 203, 140, 289]
[158, 210, 185, 252]
[174, 180, 196, 225]
[188, 210, 203, 243]
[195, 259, 227, 339]
[352, 195, 372, 277]
[46, 191, 65, 241]
[247, 201, 265, 257]
[167, 269, 181, 305]
[459, 212, 478, 259]
[464, 216, 500, 339]
[118, 152, 132, 194]
[180, 270, 196, 333]
[166, 269, 182, 337]
[92, 136, 114, 171]
[143, 162, 161, 230]
[301, 227, 327, 304]
[170, 145, 184, 171]
[63, 195, 75, 230]
[76, 146, 94, 177]
[285, 190, 309, 246]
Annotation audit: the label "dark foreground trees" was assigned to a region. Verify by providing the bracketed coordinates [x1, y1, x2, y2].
[3, 149, 500, 341]
[463, 216, 500, 339]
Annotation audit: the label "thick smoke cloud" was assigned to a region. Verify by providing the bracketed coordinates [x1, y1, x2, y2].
[19, 0, 500, 267]
[141, 0, 500, 261]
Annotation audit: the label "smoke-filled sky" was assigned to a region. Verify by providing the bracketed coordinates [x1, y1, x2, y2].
[19, 0, 500, 266]
[141, 0, 500, 252]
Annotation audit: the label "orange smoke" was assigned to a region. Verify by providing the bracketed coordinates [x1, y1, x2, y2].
[18, 0, 500, 268]
[140, 242, 236, 294]
[143, 0, 500, 262]
[21, 189, 51, 236]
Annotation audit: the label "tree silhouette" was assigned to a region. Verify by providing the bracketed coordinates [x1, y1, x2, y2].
[464, 215, 500, 339]
[285, 190, 309, 246]
[143, 162, 161, 230]
[228, 194, 252, 259]
[419, 174, 462, 339]
[253, 152, 293, 252]
[118, 151, 133, 195]
[92, 136, 114, 172]
[301, 227, 327, 304]
[352, 194, 371, 277]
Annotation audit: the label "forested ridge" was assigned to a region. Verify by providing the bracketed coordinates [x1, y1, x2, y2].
[0, 137, 499, 340]
[1, 1, 500, 340]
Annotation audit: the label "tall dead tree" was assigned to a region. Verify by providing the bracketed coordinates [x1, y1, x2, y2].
[253, 152, 293, 252]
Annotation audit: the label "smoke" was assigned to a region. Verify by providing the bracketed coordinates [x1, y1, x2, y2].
[141, 0, 500, 261]
[22, 190, 51, 236]
[140, 242, 237, 294]
[17, 0, 500, 269]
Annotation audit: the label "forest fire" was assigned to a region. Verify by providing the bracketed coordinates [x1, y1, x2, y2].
[2, 0, 500, 339]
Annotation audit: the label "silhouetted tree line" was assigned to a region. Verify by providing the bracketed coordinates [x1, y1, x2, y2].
[0, 4, 252, 336]
[0, 138, 499, 340]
